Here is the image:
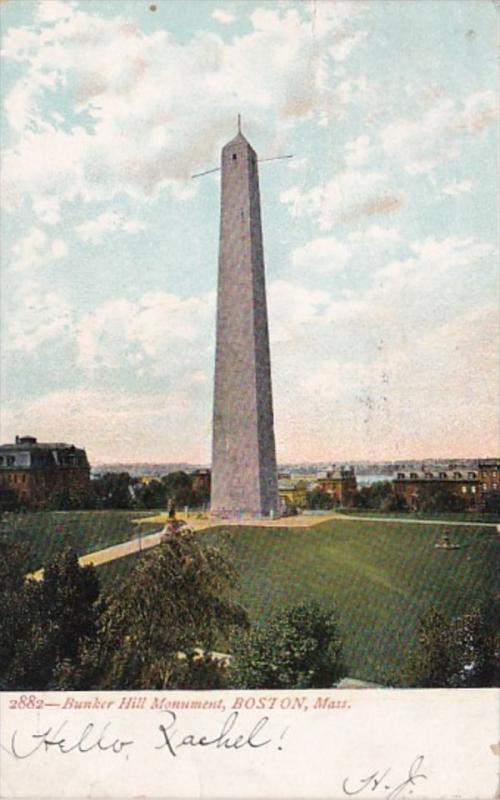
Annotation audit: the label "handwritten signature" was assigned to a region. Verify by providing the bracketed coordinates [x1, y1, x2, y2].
[343, 755, 427, 799]
[8, 711, 274, 760]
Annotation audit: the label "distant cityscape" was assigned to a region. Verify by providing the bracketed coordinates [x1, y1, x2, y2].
[1, 434, 498, 515]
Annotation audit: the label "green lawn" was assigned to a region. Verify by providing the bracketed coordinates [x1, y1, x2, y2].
[97, 518, 499, 683]
[2, 510, 160, 572]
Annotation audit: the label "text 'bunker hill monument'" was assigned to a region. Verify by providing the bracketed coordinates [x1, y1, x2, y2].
[211, 123, 279, 518]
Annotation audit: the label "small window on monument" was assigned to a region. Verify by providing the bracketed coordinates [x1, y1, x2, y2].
[232, 153, 237, 161]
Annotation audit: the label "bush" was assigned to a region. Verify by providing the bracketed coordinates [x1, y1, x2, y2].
[229, 601, 344, 689]
[400, 602, 499, 688]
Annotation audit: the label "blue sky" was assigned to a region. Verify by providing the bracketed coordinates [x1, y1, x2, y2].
[0, 0, 498, 464]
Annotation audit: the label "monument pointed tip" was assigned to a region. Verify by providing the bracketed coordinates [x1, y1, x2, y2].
[238, 113, 241, 134]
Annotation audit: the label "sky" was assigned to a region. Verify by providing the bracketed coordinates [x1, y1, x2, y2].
[0, 0, 498, 465]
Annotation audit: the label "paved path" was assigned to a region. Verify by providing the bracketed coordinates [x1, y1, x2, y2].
[30, 528, 165, 581]
[29, 512, 498, 581]
[329, 513, 498, 528]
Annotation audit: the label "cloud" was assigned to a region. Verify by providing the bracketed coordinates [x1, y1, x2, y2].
[344, 134, 375, 167]
[75, 211, 147, 244]
[281, 169, 402, 228]
[1, 2, 368, 219]
[291, 236, 352, 272]
[9, 228, 67, 273]
[76, 290, 215, 373]
[212, 9, 235, 25]
[37, 0, 76, 23]
[442, 180, 472, 196]
[380, 91, 498, 176]
[6, 280, 73, 352]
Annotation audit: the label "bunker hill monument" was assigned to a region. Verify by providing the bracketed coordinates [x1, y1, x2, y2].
[210, 122, 279, 517]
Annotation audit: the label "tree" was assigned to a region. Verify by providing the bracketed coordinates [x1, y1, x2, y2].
[132, 478, 167, 509]
[0, 532, 101, 690]
[92, 472, 133, 509]
[482, 490, 500, 515]
[401, 602, 499, 688]
[306, 489, 335, 510]
[162, 471, 198, 508]
[418, 486, 467, 513]
[229, 601, 344, 689]
[79, 528, 248, 690]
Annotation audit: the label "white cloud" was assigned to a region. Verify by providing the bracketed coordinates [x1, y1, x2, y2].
[6, 280, 73, 352]
[76, 291, 215, 373]
[9, 228, 67, 273]
[212, 9, 235, 25]
[1, 2, 368, 219]
[281, 169, 402, 228]
[37, 0, 76, 23]
[76, 211, 147, 244]
[380, 91, 498, 176]
[292, 236, 352, 272]
[344, 134, 375, 167]
[442, 180, 472, 196]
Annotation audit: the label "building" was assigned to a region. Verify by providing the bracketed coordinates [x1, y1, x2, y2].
[191, 468, 211, 496]
[316, 467, 357, 507]
[477, 459, 500, 493]
[393, 469, 481, 509]
[0, 435, 90, 509]
[211, 121, 278, 518]
[278, 478, 308, 510]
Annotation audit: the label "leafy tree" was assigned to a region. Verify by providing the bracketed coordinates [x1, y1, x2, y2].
[229, 601, 344, 689]
[417, 486, 467, 513]
[78, 528, 248, 690]
[401, 602, 499, 688]
[92, 472, 133, 509]
[0, 531, 101, 690]
[132, 478, 167, 509]
[162, 471, 198, 508]
[41, 548, 100, 665]
[482, 490, 500, 515]
[352, 481, 400, 511]
[306, 489, 335, 510]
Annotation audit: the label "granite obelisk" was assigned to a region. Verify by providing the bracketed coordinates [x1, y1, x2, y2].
[211, 122, 278, 517]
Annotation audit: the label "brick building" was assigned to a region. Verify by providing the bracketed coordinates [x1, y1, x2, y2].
[393, 469, 481, 509]
[316, 466, 357, 507]
[477, 459, 500, 493]
[0, 435, 90, 509]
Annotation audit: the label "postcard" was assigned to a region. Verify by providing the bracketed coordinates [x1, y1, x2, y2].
[0, 0, 498, 798]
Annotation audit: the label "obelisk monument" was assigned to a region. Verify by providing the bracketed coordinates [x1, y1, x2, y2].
[211, 121, 279, 517]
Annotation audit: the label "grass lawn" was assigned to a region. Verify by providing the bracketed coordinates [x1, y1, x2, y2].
[2, 510, 161, 572]
[97, 517, 499, 682]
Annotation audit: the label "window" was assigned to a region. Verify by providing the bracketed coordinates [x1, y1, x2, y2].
[232, 153, 237, 161]
[471, 486, 477, 494]
[493, 483, 498, 490]
[461, 486, 467, 493]
[6, 456, 14, 466]
[483, 483, 488, 490]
